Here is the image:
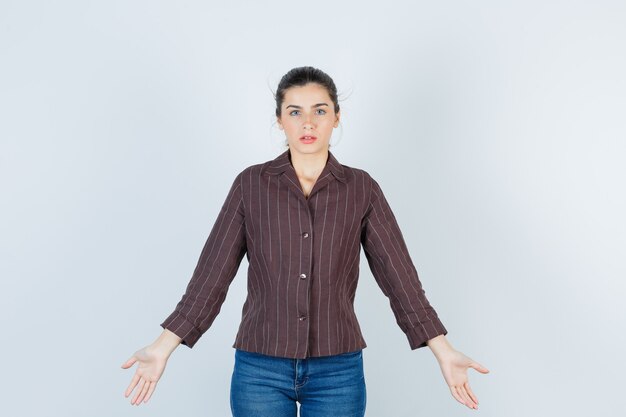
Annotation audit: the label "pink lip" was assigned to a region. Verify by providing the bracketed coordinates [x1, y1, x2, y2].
[300, 135, 317, 144]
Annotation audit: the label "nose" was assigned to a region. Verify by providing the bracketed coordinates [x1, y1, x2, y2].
[303, 115, 314, 130]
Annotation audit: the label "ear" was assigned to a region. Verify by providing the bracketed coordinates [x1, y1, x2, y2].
[334, 110, 341, 128]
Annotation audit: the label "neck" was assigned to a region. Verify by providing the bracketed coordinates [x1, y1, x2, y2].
[288, 147, 329, 181]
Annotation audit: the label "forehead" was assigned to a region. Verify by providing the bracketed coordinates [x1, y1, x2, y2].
[282, 83, 331, 105]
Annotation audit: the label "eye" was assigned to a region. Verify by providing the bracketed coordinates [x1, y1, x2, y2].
[316, 109, 327, 115]
[289, 110, 300, 116]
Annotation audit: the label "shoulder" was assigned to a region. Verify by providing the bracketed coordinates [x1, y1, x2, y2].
[337, 164, 385, 208]
[232, 152, 286, 180]
[338, 163, 375, 185]
[232, 161, 268, 182]
[343, 165, 381, 190]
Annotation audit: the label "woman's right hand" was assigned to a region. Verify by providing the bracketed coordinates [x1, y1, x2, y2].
[121, 343, 170, 405]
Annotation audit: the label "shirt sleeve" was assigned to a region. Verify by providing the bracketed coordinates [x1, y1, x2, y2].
[360, 175, 448, 350]
[160, 171, 247, 348]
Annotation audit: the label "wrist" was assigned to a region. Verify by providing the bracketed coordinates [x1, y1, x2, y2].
[152, 328, 182, 357]
[427, 334, 456, 360]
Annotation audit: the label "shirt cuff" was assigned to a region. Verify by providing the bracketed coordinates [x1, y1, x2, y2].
[160, 310, 202, 348]
[405, 317, 448, 350]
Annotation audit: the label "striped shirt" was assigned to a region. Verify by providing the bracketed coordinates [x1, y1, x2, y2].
[160, 148, 448, 359]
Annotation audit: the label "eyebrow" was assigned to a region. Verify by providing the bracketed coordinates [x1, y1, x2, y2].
[285, 103, 329, 109]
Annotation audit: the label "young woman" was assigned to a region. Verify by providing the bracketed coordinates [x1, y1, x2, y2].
[121, 66, 489, 416]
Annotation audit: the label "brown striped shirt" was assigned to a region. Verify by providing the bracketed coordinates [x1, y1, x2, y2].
[160, 148, 448, 359]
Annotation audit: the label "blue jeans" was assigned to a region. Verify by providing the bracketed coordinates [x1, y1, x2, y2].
[230, 348, 367, 417]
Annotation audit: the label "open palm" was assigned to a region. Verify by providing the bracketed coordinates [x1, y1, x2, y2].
[121, 345, 169, 406]
[438, 350, 489, 410]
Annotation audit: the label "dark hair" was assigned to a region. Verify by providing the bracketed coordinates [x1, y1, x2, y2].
[274, 66, 340, 119]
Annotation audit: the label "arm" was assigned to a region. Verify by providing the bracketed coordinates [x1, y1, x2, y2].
[160, 170, 248, 348]
[361, 175, 489, 409]
[121, 171, 248, 406]
[360, 176, 448, 349]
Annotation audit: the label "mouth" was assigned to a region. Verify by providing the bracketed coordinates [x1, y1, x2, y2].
[300, 135, 317, 144]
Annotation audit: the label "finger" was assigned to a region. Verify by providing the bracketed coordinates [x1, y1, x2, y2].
[455, 384, 473, 408]
[124, 373, 141, 397]
[132, 378, 147, 405]
[470, 361, 489, 374]
[449, 385, 465, 406]
[121, 356, 137, 369]
[136, 380, 151, 404]
[459, 384, 477, 409]
[131, 378, 145, 405]
[132, 378, 146, 405]
[464, 381, 479, 405]
[144, 380, 157, 403]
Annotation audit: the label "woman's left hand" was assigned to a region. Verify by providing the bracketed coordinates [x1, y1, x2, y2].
[436, 349, 489, 410]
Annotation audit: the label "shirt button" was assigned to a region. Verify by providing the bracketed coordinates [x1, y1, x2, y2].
[302, 232, 309, 238]
[299, 316, 307, 321]
[299, 273, 307, 279]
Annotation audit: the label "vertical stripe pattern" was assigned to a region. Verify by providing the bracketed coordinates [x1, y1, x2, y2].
[160, 149, 447, 358]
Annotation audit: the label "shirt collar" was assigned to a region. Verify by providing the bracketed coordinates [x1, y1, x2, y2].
[265, 148, 347, 183]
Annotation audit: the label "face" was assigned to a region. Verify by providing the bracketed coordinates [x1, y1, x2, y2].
[277, 82, 340, 157]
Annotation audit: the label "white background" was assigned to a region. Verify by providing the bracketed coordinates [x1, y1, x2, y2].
[1, 1, 624, 416]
